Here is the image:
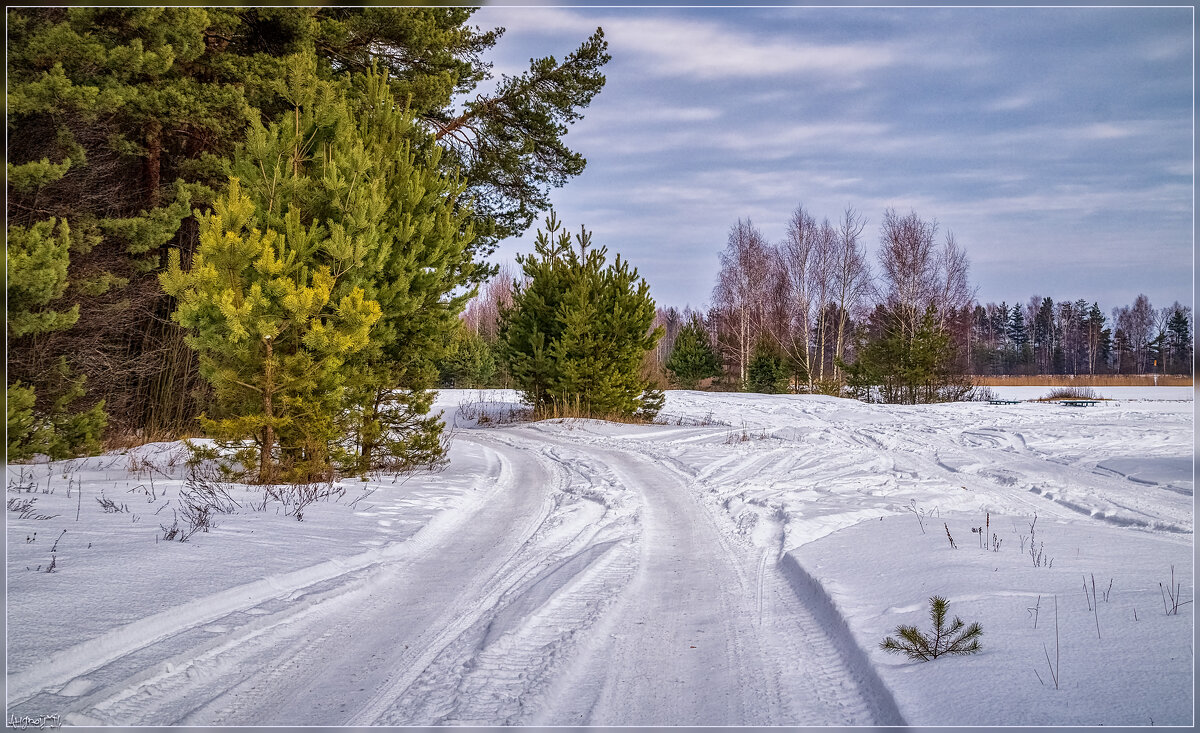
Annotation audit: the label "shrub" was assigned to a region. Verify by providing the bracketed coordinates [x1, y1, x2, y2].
[880, 595, 983, 661]
[1040, 386, 1100, 401]
[845, 305, 973, 404]
[666, 317, 721, 389]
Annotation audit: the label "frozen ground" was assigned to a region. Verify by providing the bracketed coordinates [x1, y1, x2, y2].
[5, 388, 1193, 726]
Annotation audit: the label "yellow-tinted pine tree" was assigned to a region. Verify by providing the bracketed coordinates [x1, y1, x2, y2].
[167, 60, 477, 480]
[160, 180, 380, 483]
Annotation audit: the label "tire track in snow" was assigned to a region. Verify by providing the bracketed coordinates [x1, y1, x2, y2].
[345, 430, 641, 725]
[196, 431, 570, 726]
[5, 443, 512, 712]
[515, 429, 899, 726]
[10, 438, 543, 724]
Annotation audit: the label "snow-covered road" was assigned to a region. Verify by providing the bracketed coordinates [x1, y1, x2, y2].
[6, 388, 1193, 725]
[9, 426, 898, 725]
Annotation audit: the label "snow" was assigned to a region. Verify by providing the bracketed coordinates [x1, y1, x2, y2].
[5, 387, 1193, 725]
[984, 385, 1194, 402]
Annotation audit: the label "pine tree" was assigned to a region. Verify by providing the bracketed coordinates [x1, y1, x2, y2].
[335, 70, 480, 475]
[501, 215, 662, 420]
[1034, 297, 1055, 372]
[1084, 302, 1108, 374]
[845, 305, 969, 404]
[7, 8, 237, 433]
[5, 190, 107, 458]
[1165, 305, 1193, 374]
[7, 7, 609, 440]
[6, 363, 106, 461]
[160, 179, 381, 483]
[162, 62, 478, 480]
[666, 317, 721, 389]
[746, 340, 789, 394]
[880, 596, 983, 661]
[1008, 305, 1028, 346]
[440, 322, 498, 389]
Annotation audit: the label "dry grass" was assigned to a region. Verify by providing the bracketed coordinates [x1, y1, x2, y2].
[1034, 386, 1109, 402]
[532, 403, 656, 425]
[972, 374, 1192, 387]
[103, 428, 196, 453]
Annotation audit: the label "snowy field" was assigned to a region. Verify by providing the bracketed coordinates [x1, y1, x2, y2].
[5, 387, 1193, 726]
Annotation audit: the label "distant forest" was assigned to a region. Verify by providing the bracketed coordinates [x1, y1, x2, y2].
[639, 293, 1193, 382]
[456, 205, 1193, 394]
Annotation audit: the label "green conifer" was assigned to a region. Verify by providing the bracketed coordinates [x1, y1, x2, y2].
[5, 177, 107, 458]
[163, 64, 476, 479]
[666, 318, 721, 389]
[880, 596, 983, 661]
[501, 215, 662, 420]
[334, 70, 479, 475]
[7, 7, 607, 437]
[845, 305, 969, 404]
[440, 323, 498, 389]
[746, 340, 790, 394]
[160, 180, 381, 483]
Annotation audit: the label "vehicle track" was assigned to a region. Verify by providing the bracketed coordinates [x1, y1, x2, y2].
[12, 421, 906, 726]
[509, 429, 903, 726]
[10, 437, 563, 725]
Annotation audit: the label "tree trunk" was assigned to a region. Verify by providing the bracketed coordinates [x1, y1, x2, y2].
[359, 391, 383, 474]
[145, 118, 162, 209]
[260, 337, 276, 484]
[816, 308, 828, 383]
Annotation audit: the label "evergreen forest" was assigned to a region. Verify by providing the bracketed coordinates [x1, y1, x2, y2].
[6, 7, 622, 471]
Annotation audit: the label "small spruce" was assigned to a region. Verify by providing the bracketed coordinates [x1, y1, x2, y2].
[666, 317, 721, 389]
[745, 340, 789, 394]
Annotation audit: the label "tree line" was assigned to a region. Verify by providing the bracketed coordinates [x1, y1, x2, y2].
[967, 295, 1192, 377]
[454, 204, 973, 403]
[451, 203, 1191, 404]
[7, 7, 615, 466]
[695, 205, 975, 402]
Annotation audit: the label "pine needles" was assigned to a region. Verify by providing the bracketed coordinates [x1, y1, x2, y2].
[880, 596, 983, 661]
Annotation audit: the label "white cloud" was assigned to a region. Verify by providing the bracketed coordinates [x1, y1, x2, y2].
[573, 113, 895, 159]
[987, 94, 1036, 112]
[583, 104, 723, 126]
[606, 16, 898, 79]
[477, 8, 900, 80]
[1079, 122, 1137, 140]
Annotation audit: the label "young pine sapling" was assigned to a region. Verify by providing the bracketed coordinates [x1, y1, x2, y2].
[880, 596, 983, 661]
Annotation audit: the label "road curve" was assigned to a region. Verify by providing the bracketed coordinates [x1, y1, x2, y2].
[11, 423, 902, 726]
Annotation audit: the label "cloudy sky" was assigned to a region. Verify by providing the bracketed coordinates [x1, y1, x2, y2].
[471, 5, 1193, 314]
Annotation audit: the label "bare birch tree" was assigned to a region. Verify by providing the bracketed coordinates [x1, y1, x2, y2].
[1113, 294, 1155, 373]
[711, 219, 775, 385]
[936, 232, 974, 326]
[831, 205, 871, 381]
[463, 262, 518, 342]
[878, 208, 939, 339]
[777, 205, 837, 389]
[878, 208, 972, 333]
